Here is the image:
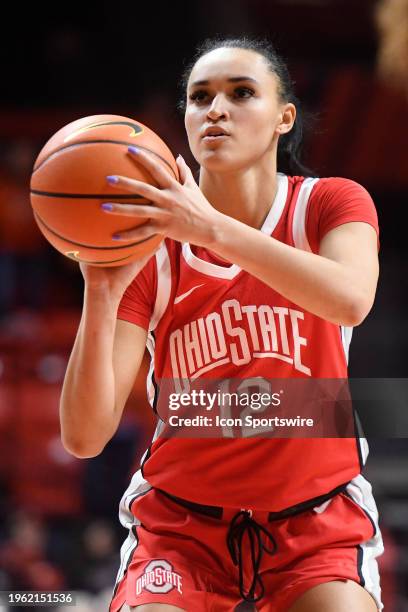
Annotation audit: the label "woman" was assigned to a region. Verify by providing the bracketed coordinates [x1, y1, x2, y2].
[60, 38, 384, 611]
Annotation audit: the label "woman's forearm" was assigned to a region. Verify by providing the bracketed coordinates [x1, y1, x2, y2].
[59, 289, 121, 457]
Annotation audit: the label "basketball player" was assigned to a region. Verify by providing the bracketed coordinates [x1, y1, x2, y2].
[60, 38, 384, 611]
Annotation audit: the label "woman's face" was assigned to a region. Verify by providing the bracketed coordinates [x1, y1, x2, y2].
[185, 47, 294, 173]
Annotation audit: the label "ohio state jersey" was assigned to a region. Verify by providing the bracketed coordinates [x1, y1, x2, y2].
[117, 174, 379, 512]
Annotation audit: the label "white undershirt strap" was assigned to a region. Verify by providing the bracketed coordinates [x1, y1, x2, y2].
[149, 242, 172, 332]
[292, 177, 320, 252]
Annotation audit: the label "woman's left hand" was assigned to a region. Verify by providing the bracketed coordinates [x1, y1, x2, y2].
[103, 146, 220, 247]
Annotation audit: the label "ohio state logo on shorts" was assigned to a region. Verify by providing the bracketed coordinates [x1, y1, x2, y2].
[136, 559, 183, 596]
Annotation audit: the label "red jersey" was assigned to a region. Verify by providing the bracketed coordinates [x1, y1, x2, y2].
[117, 175, 379, 512]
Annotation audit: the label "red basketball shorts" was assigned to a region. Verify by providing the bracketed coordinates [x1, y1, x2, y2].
[110, 474, 383, 611]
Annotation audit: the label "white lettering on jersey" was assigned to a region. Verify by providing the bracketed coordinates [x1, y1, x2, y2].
[273, 306, 290, 355]
[184, 320, 203, 372]
[241, 304, 261, 350]
[290, 309, 311, 376]
[258, 305, 278, 352]
[169, 301, 311, 379]
[205, 312, 227, 359]
[136, 559, 183, 595]
[197, 317, 211, 364]
[169, 329, 188, 379]
[222, 299, 251, 366]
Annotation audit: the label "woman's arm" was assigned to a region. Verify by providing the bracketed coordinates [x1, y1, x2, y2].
[207, 216, 379, 326]
[103, 150, 379, 327]
[60, 257, 154, 458]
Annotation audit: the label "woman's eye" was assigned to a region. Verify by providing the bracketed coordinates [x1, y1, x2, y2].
[188, 87, 255, 104]
[189, 90, 208, 103]
[235, 87, 255, 98]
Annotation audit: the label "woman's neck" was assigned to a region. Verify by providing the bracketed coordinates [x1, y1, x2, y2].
[199, 156, 279, 230]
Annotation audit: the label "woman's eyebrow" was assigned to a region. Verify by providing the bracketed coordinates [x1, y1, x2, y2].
[190, 76, 259, 87]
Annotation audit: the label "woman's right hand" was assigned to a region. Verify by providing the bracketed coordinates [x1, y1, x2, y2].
[79, 244, 162, 302]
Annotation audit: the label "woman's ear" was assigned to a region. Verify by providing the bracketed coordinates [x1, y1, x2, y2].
[276, 103, 296, 135]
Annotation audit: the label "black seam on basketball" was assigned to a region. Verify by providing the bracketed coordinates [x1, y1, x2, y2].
[32, 140, 177, 178]
[31, 190, 148, 199]
[34, 211, 157, 250]
[74, 253, 135, 265]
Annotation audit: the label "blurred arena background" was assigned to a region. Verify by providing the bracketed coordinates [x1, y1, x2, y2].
[0, 0, 407, 610]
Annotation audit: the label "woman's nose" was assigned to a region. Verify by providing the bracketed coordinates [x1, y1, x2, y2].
[207, 95, 229, 121]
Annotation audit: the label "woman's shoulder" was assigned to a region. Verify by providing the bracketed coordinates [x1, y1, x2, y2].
[300, 175, 379, 250]
[288, 174, 371, 193]
[285, 175, 375, 210]
[312, 176, 372, 194]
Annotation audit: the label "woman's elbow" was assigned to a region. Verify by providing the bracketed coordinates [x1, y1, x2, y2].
[61, 432, 106, 459]
[343, 295, 374, 327]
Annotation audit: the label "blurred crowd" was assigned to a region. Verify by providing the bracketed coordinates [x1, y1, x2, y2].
[0, 307, 155, 611]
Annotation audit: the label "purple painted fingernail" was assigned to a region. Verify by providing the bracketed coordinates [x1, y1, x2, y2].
[101, 203, 113, 211]
[112, 234, 122, 240]
[106, 175, 119, 184]
[128, 145, 139, 154]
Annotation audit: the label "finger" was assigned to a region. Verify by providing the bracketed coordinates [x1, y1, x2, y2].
[176, 154, 187, 185]
[101, 203, 163, 218]
[112, 222, 165, 241]
[176, 154, 195, 186]
[127, 145, 176, 188]
[105, 175, 168, 205]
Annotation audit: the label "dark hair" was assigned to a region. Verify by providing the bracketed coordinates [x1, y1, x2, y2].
[178, 36, 315, 177]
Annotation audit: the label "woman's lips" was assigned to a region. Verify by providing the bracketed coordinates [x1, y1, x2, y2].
[202, 134, 229, 142]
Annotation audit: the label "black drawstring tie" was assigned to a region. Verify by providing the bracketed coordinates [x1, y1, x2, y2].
[226, 510, 277, 603]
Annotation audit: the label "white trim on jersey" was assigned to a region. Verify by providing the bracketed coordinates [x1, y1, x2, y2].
[113, 527, 138, 592]
[292, 176, 319, 252]
[146, 331, 156, 409]
[145, 242, 172, 428]
[182, 241, 241, 279]
[149, 242, 172, 331]
[311, 474, 383, 611]
[119, 470, 152, 529]
[181, 174, 289, 279]
[115, 471, 152, 587]
[340, 324, 353, 365]
[261, 173, 289, 235]
[346, 474, 384, 611]
[359, 437, 369, 464]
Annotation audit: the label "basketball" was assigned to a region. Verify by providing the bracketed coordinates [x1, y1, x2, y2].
[30, 114, 179, 266]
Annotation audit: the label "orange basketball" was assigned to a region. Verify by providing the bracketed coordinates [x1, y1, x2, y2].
[30, 114, 179, 266]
